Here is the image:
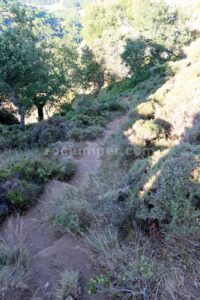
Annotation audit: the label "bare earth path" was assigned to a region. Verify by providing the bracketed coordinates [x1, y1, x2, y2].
[1, 114, 128, 300]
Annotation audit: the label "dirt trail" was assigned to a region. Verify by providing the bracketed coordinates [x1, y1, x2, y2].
[1, 114, 128, 300]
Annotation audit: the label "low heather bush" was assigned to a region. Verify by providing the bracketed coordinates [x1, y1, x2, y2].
[0, 150, 76, 219]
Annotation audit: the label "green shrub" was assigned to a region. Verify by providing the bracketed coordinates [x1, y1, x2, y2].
[67, 128, 84, 142]
[73, 95, 101, 116]
[82, 126, 104, 140]
[0, 126, 30, 151]
[11, 157, 76, 184]
[72, 114, 108, 128]
[0, 150, 76, 218]
[0, 117, 69, 150]
[72, 114, 94, 126]
[52, 200, 91, 235]
[30, 117, 68, 147]
[55, 270, 80, 300]
[86, 229, 155, 299]
[50, 186, 91, 235]
[0, 92, 128, 151]
[130, 145, 200, 235]
[100, 97, 128, 113]
[67, 126, 104, 142]
[74, 94, 127, 118]
[57, 160, 77, 181]
[57, 102, 74, 117]
[6, 180, 41, 209]
[132, 119, 166, 144]
[124, 119, 167, 157]
[134, 101, 155, 119]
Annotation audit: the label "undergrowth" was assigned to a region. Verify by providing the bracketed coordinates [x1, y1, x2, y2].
[0, 150, 76, 220]
[0, 219, 29, 299]
[50, 39, 200, 299]
[55, 269, 80, 300]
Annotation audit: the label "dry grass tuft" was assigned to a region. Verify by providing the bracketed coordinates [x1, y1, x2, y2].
[55, 269, 80, 300]
[0, 218, 29, 298]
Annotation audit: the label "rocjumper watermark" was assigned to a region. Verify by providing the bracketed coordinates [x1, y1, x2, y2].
[51, 144, 155, 159]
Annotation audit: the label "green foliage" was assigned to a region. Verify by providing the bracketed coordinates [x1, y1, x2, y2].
[130, 146, 200, 235]
[79, 46, 105, 92]
[133, 101, 155, 119]
[0, 125, 33, 150]
[81, 0, 192, 82]
[29, 117, 69, 147]
[55, 269, 80, 300]
[51, 186, 91, 235]
[81, 125, 103, 140]
[127, 119, 167, 150]
[82, 1, 121, 44]
[0, 118, 67, 150]
[0, 2, 79, 126]
[11, 156, 75, 183]
[123, 0, 192, 52]
[6, 180, 40, 208]
[0, 3, 46, 127]
[67, 125, 103, 142]
[66, 127, 84, 142]
[86, 228, 156, 299]
[121, 37, 169, 78]
[0, 150, 76, 216]
[88, 275, 110, 295]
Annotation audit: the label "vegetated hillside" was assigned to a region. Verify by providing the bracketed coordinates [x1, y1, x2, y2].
[129, 38, 200, 146]
[49, 38, 200, 299]
[0, 0, 200, 299]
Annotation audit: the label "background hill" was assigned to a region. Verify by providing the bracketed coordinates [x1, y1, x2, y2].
[23, 0, 85, 15]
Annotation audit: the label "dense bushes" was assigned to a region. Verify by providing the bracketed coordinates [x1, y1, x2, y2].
[67, 125, 103, 142]
[53, 142, 200, 298]
[0, 94, 127, 150]
[130, 145, 200, 235]
[133, 101, 155, 119]
[50, 185, 91, 235]
[29, 117, 69, 147]
[53, 145, 200, 237]
[47, 38, 200, 299]
[0, 150, 76, 219]
[131, 119, 166, 145]
[0, 118, 102, 150]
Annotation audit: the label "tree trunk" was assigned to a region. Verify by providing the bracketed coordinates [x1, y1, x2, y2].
[19, 107, 25, 131]
[12, 95, 25, 130]
[94, 73, 105, 95]
[37, 106, 44, 121]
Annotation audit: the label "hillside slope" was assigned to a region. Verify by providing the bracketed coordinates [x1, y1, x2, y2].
[128, 38, 200, 146]
[50, 38, 200, 299]
[0, 2, 200, 299]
